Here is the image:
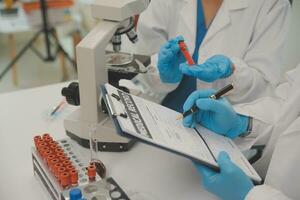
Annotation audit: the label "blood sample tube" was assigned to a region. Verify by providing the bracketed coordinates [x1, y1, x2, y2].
[42, 133, 51, 139]
[48, 141, 59, 148]
[60, 172, 70, 188]
[70, 170, 79, 186]
[62, 160, 72, 167]
[55, 148, 65, 155]
[65, 165, 75, 172]
[49, 144, 59, 152]
[43, 136, 53, 144]
[54, 163, 64, 178]
[34, 136, 42, 147]
[58, 156, 69, 164]
[37, 142, 47, 151]
[57, 167, 66, 182]
[38, 147, 50, 157]
[46, 154, 55, 166]
[178, 40, 195, 65]
[87, 164, 96, 181]
[49, 158, 59, 172]
[56, 152, 66, 159]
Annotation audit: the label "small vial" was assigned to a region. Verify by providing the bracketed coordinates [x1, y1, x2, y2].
[87, 164, 96, 182]
[88, 124, 107, 180]
[69, 188, 83, 200]
[60, 172, 70, 188]
[70, 170, 79, 186]
[88, 124, 98, 162]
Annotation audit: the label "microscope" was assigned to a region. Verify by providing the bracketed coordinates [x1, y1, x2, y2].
[62, 0, 150, 152]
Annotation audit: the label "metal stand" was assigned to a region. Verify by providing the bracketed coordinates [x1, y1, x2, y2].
[0, 0, 77, 81]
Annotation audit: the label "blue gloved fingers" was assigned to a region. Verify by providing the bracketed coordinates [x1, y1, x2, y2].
[180, 55, 234, 82]
[161, 35, 183, 48]
[194, 162, 216, 179]
[157, 36, 186, 84]
[161, 50, 177, 63]
[160, 38, 182, 59]
[193, 151, 254, 200]
[180, 63, 218, 82]
[183, 112, 198, 128]
[163, 35, 184, 51]
[191, 120, 197, 128]
[173, 35, 184, 43]
[183, 113, 200, 128]
[217, 151, 235, 174]
[179, 63, 199, 76]
[206, 55, 234, 78]
[183, 114, 193, 127]
[161, 41, 172, 49]
[183, 89, 216, 112]
[197, 165, 216, 178]
[182, 90, 216, 128]
[195, 98, 226, 113]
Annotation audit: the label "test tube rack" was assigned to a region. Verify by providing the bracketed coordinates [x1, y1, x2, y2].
[32, 133, 130, 200]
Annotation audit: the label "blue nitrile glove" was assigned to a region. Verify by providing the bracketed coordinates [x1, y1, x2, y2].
[183, 89, 248, 139]
[194, 152, 254, 200]
[157, 36, 185, 83]
[179, 55, 233, 82]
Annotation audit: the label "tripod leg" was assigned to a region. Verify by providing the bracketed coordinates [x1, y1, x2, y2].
[52, 30, 69, 81]
[59, 51, 69, 81]
[9, 34, 18, 86]
[58, 43, 77, 71]
[50, 30, 77, 71]
[0, 30, 42, 81]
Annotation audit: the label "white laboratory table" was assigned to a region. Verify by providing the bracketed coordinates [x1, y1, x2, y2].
[0, 83, 216, 200]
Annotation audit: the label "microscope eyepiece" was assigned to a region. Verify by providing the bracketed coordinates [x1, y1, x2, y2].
[126, 29, 138, 43]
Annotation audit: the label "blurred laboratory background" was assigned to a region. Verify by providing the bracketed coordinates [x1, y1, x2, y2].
[0, 0, 299, 93]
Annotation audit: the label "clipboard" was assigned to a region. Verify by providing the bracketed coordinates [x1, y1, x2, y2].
[101, 85, 216, 164]
[101, 86, 214, 165]
[100, 84, 262, 184]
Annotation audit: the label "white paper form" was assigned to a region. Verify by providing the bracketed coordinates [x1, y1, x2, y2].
[104, 84, 261, 182]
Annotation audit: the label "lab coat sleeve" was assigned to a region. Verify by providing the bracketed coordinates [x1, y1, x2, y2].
[246, 185, 292, 200]
[233, 95, 284, 150]
[216, 0, 291, 104]
[136, 0, 171, 55]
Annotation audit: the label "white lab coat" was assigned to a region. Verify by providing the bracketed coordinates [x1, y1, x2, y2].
[133, 0, 290, 104]
[233, 65, 300, 199]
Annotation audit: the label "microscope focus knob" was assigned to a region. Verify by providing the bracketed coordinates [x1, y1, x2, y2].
[61, 82, 80, 106]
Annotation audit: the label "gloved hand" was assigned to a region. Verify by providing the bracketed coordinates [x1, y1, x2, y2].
[180, 55, 234, 82]
[194, 152, 254, 200]
[157, 36, 185, 83]
[183, 89, 248, 139]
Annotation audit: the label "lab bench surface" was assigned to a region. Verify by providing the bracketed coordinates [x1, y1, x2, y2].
[0, 82, 217, 200]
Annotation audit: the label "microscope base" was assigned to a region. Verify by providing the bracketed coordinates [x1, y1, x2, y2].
[66, 130, 136, 152]
[64, 109, 136, 152]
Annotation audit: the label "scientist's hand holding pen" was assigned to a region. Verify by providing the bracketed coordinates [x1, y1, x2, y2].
[181, 85, 249, 139]
[182, 87, 255, 200]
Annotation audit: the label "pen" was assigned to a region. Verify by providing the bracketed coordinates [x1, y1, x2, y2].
[176, 84, 234, 120]
[178, 40, 195, 65]
[50, 99, 66, 116]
